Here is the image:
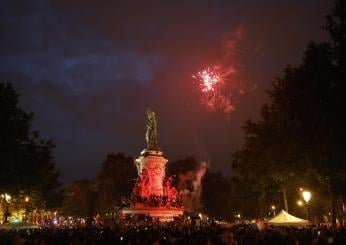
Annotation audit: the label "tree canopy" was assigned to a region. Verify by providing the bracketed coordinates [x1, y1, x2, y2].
[0, 82, 62, 209]
[96, 153, 137, 213]
[231, 0, 346, 226]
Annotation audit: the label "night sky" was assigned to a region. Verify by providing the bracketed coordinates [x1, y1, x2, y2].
[0, 0, 331, 184]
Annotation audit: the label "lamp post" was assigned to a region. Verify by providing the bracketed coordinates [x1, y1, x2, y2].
[24, 196, 30, 223]
[271, 205, 276, 216]
[297, 200, 304, 217]
[302, 191, 311, 221]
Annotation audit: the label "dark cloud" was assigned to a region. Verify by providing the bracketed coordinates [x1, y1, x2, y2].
[0, 0, 332, 183]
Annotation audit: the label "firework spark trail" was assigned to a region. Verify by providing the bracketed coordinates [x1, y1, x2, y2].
[193, 65, 236, 115]
[194, 67, 221, 92]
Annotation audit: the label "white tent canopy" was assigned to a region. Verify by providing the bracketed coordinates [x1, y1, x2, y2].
[268, 210, 310, 226]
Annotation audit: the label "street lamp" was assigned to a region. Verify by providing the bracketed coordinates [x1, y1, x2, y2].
[302, 191, 311, 203]
[302, 191, 311, 221]
[297, 200, 303, 206]
[24, 196, 30, 223]
[271, 205, 276, 216]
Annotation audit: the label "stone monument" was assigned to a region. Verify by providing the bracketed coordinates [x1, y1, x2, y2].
[134, 110, 167, 197]
[121, 110, 183, 221]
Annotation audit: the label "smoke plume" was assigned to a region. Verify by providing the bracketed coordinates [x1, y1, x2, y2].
[177, 161, 208, 212]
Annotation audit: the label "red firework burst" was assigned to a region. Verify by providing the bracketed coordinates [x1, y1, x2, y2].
[193, 65, 236, 115]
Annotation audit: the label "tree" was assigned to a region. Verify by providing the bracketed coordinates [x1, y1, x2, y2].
[62, 179, 97, 217]
[0, 83, 62, 215]
[0, 83, 33, 191]
[201, 171, 233, 220]
[95, 153, 137, 213]
[324, 0, 346, 226]
[62, 153, 137, 216]
[232, 43, 342, 221]
[232, 0, 346, 226]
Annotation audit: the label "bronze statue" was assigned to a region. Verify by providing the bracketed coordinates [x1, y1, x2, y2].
[145, 109, 158, 150]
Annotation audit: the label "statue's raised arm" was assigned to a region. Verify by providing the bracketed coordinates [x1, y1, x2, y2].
[145, 109, 158, 150]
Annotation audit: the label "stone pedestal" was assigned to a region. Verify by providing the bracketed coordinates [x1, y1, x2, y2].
[134, 150, 167, 198]
[124, 149, 183, 222]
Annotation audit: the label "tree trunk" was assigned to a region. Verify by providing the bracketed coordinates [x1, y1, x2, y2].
[257, 194, 263, 218]
[338, 197, 344, 228]
[329, 185, 337, 228]
[283, 187, 288, 212]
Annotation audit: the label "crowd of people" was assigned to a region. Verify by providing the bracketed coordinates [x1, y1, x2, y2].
[120, 194, 183, 208]
[0, 219, 345, 244]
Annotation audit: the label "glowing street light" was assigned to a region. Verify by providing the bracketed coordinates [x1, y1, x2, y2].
[302, 191, 311, 203]
[25, 196, 30, 202]
[297, 200, 303, 206]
